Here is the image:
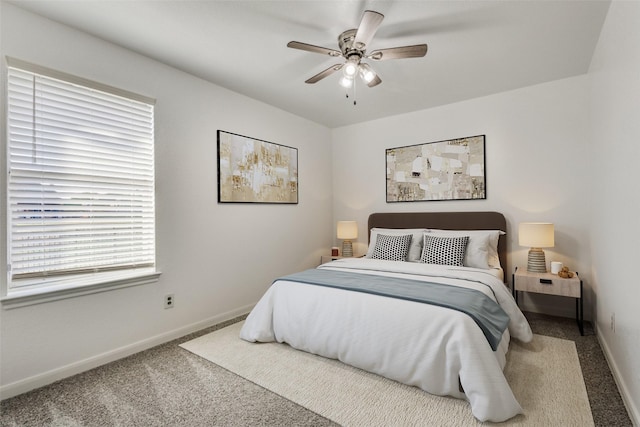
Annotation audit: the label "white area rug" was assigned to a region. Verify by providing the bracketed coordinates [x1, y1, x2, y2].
[180, 322, 593, 426]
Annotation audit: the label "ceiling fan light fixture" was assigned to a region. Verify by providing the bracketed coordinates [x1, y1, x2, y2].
[359, 63, 376, 84]
[339, 75, 354, 88]
[343, 59, 359, 78]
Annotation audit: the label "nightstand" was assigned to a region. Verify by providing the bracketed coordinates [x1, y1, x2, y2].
[513, 267, 583, 335]
[320, 255, 360, 264]
[321, 255, 342, 264]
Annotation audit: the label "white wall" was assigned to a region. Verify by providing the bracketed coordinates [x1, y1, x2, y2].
[0, 3, 333, 398]
[332, 76, 593, 319]
[588, 1, 640, 423]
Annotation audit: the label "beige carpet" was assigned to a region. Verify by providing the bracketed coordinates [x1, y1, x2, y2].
[180, 322, 593, 426]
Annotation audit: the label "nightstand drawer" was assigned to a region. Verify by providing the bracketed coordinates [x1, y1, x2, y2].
[514, 270, 580, 298]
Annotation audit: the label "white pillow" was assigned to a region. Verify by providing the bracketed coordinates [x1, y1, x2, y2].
[425, 229, 505, 269]
[367, 228, 428, 262]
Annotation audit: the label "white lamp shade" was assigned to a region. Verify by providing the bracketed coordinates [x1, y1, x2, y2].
[519, 223, 554, 248]
[337, 221, 358, 240]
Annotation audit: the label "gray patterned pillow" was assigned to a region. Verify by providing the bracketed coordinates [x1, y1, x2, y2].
[370, 234, 412, 261]
[421, 235, 469, 266]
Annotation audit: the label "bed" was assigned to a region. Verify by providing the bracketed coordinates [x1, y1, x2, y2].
[240, 211, 532, 422]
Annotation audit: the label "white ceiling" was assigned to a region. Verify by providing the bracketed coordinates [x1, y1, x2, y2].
[9, 0, 611, 128]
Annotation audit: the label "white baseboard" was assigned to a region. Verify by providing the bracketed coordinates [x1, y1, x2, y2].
[597, 329, 639, 426]
[0, 304, 253, 401]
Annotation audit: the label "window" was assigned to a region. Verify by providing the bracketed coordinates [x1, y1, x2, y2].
[5, 59, 157, 304]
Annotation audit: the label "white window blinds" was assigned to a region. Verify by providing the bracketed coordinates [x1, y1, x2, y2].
[7, 64, 156, 286]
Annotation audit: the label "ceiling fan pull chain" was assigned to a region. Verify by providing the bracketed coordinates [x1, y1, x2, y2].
[353, 77, 357, 106]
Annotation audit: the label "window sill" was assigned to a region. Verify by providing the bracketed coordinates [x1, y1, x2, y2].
[1, 269, 162, 309]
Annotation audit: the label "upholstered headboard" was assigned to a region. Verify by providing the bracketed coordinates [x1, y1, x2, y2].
[368, 211, 508, 278]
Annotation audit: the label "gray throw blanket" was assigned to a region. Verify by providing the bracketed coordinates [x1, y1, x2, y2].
[277, 268, 509, 351]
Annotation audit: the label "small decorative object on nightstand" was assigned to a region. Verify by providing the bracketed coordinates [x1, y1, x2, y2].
[550, 261, 563, 274]
[513, 266, 583, 335]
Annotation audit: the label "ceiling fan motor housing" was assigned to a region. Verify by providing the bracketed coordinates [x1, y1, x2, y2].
[339, 29, 364, 61]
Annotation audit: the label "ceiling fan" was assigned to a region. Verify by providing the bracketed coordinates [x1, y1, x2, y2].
[287, 10, 428, 89]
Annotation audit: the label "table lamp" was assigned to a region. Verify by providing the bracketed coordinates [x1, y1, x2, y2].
[337, 221, 358, 257]
[519, 222, 554, 272]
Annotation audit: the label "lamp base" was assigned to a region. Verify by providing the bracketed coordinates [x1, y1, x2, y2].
[342, 240, 353, 257]
[527, 248, 547, 272]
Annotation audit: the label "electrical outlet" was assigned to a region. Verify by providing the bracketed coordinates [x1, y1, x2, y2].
[164, 294, 175, 309]
[610, 313, 615, 333]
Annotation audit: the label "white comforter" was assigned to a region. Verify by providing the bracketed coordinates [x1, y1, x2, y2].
[240, 258, 533, 422]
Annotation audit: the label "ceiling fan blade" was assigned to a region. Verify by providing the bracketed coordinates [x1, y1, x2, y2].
[305, 64, 344, 84]
[367, 74, 382, 88]
[353, 10, 384, 50]
[287, 41, 341, 57]
[368, 44, 428, 61]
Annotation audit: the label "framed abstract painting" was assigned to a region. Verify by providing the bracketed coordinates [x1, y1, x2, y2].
[386, 135, 486, 202]
[217, 130, 298, 204]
